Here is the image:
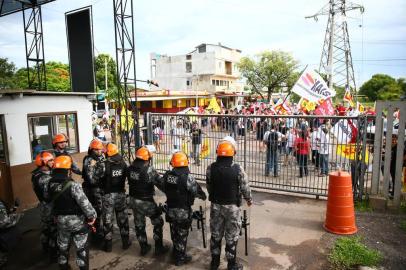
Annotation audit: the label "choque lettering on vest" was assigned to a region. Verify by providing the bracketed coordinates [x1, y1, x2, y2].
[112, 170, 123, 177]
[167, 175, 177, 184]
[130, 171, 139, 180]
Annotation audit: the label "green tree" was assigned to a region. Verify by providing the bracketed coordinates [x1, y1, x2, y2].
[377, 82, 403, 100]
[45, 61, 70, 91]
[94, 54, 118, 101]
[397, 78, 406, 98]
[0, 58, 17, 89]
[237, 50, 299, 101]
[359, 74, 398, 101]
[12, 67, 30, 89]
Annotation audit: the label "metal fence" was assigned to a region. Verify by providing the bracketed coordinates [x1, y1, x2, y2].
[139, 113, 373, 199]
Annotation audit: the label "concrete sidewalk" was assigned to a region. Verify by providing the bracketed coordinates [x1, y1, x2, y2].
[6, 190, 328, 270]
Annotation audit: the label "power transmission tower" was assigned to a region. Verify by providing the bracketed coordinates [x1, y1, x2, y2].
[113, 0, 140, 161]
[306, 0, 364, 97]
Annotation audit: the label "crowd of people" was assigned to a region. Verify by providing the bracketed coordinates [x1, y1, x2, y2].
[1, 132, 252, 270]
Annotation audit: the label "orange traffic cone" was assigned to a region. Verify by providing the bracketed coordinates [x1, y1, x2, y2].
[324, 171, 357, 235]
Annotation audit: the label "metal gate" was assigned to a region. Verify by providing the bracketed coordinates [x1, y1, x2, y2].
[145, 113, 372, 198]
[370, 101, 406, 207]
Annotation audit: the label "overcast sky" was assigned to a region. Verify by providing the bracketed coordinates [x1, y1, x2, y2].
[0, 0, 405, 88]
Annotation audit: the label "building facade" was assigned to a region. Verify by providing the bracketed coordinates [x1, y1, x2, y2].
[150, 43, 244, 95]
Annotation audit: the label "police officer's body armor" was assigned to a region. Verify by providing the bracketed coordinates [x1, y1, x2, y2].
[209, 158, 241, 206]
[82, 154, 102, 189]
[31, 168, 47, 202]
[128, 160, 154, 200]
[103, 154, 126, 194]
[164, 167, 191, 209]
[49, 175, 82, 216]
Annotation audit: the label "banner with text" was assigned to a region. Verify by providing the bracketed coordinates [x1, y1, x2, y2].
[291, 68, 336, 102]
[332, 119, 357, 144]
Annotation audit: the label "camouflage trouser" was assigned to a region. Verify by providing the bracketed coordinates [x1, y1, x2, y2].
[102, 192, 129, 241]
[85, 188, 103, 237]
[56, 215, 89, 268]
[210, 203, 241, 260]
[167, 208, 192, 255]
[39, 202, 56, 250]
[128, 197, 163, 244]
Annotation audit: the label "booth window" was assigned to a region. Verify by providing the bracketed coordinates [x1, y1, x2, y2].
[28, 113, 79, 160]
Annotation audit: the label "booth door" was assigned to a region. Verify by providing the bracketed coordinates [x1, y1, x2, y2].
[0, 115, 13, 205]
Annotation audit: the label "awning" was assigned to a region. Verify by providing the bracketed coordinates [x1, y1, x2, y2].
[130, 96, 205, 102]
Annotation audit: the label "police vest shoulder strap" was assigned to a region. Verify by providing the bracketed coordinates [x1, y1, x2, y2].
[51, 179, 73, 203]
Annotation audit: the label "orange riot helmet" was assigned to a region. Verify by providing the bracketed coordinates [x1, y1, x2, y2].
[106, 143, 119, 157]
[170, 152, 189, 167]
[216, 141, 236, 157]
[35, 151, 54, 167]
[52, 133, 68, 145]
[89, 139, 104, 150]
[135, 146, 152, 161]
[54, 155, 72, 169]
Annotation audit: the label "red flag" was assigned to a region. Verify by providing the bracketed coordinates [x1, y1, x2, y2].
[314, 98, 335, 116]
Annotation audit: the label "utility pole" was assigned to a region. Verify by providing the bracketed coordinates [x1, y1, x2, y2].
[104, 57, 109, 113]
[306, 0, 364, 99]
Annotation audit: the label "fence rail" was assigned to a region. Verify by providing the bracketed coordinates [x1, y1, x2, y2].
[139, 113, 374, 199]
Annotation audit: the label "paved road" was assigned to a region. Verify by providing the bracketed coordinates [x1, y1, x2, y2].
[7, 189, 328, 270]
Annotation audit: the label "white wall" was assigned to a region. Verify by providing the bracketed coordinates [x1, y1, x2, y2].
[0, 95, 93, 166]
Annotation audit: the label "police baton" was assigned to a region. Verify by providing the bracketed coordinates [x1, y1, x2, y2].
[191, 205, 207, 248]
[240, 209, 250, 256]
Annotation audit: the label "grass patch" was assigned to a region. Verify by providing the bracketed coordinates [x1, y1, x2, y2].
[329, 236, 382, 270]
[400, 201, 406, 214]
[354, 200, 372, 213]
[400, 220, 406, 232]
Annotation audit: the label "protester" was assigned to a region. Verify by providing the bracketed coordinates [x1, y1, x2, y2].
[294, 130, 310, 178]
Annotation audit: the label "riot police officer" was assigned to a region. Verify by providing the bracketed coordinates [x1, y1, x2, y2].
[31, 151, 57, 260]
[162, 151, 206, 266]
[127, 146, 168, 256]
[52, 133, 82, 175]
[82, 139, 105, 240]
[48, 155, 96, 270]
[206, 140, 252, 270]
[101, 143, 131, 252]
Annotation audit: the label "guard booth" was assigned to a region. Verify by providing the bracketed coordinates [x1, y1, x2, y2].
[0, 90, 95, 209]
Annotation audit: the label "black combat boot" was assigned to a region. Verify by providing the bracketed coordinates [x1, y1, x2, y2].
[227, 259, 243, 270]
[42, 242, 49, 253]
[122, 237, 132, 250]
[49, 248, 58, 263]
[59, 263, 71, 270]
[103, 240, 112, 252]
[154, 239, 169, 255]
[175, 252, 192, 266]
[210, 255, 220, 270]
[139, 242, 151, 256]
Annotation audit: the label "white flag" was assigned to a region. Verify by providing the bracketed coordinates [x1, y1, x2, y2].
[332, 119, 354, 144]
[291, 67, 336, 102]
